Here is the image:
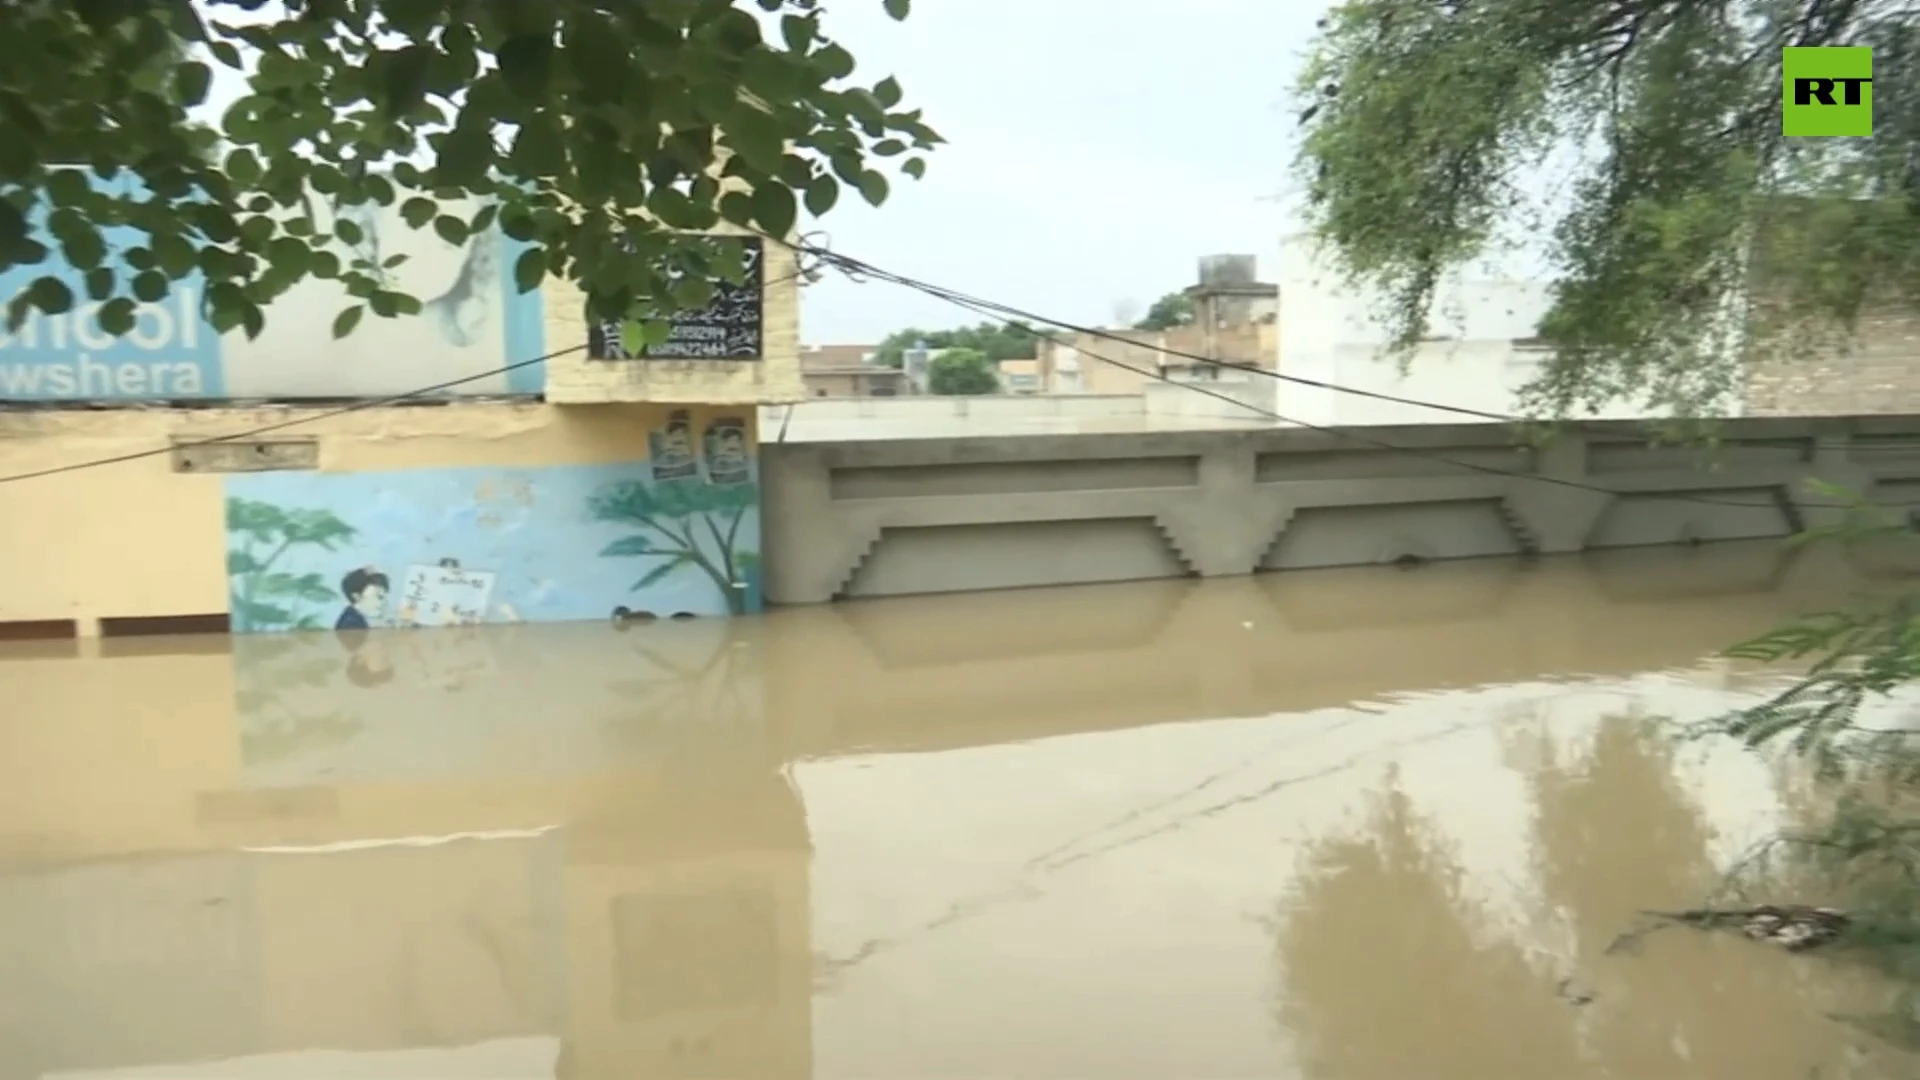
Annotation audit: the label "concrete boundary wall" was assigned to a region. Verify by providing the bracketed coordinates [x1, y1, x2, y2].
[760, 414, 1920, 604]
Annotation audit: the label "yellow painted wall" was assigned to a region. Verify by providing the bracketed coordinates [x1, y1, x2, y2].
[0, 402, 758, 634]
[540, 225, 806, 406]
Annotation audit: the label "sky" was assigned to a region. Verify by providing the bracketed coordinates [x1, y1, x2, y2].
[194, 0, 1332, 347]
[799, 0, 1327, 344]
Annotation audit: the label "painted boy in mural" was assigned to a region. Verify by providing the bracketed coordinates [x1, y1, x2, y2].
[335, 566, 390, 631]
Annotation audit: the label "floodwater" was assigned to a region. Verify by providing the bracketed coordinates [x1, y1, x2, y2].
[3, 540, 1919, 1079]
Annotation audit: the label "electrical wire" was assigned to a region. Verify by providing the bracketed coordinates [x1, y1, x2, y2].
[779, 234, 1920, 516]
[0, 343, 588, 485]
[0, 264, 813, 485]
[4, 229, 1910, 520]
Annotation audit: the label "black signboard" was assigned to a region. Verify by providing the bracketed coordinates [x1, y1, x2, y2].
[588, 236, 765, 361]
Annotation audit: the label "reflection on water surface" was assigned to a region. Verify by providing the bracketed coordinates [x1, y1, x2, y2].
[0, 541, 1914, 1078]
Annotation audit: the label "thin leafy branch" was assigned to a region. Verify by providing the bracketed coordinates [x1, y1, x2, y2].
[0, 0, 939, 339]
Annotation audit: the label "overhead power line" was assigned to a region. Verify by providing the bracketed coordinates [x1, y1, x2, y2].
[0, 236, 1911, 519]
[777, 235, 1920, 516]
[0, 261, 817, 485]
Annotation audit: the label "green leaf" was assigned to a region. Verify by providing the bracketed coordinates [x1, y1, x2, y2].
[209, 40, 242, 69]
[902, 156, 928, 179]
[499, 208, 539, 243]
[432, 215, 469, 246]
[621, 319, 670, 355]
[27, 276, 73, 315]
[239, 298, 264, 340]
[855, 170, 890, 206]
[382, 45, 433, 112]
[331, 305, 364, 338]
[883, 0, 911, 18]
[513, 247, 545, 293]
[815, 44, 854, 79]
[718, 191, 754, 228]
[496, 34, 555, 100]
[780, 14, 815, 53]
[97, 298, 136, 336]
[60, 226, 106, 270]
[750, 183, 797, 238]
[804, 173, 838, 216]
[175, 61, 212, 107]
[267, 237, 311, 276]
[399, 197, 436, 228]
[873, 76, 902, 108]
[82, 267, 114, 302]
[725, 105, 784, 173]
[433, 124, 493, 186]
[508, 113, 565, 175]
[153, 233, 197, 277]
[131, 270, 168, 303]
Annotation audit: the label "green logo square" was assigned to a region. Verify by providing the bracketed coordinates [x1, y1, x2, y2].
[1783, 47, 1873, 136]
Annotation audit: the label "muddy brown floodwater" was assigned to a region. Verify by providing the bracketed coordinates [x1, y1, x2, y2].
[1, 540, 1918, 1079]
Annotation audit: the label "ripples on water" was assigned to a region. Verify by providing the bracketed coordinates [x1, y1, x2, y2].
[1, 540, 1916, 1079]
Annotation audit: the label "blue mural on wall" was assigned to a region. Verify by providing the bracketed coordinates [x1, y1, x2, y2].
[221, 411, 761, 633]
[0, 168, 545, 401]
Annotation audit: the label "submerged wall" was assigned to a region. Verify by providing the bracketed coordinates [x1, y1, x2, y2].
[0, 403, 763, 636]
[760, 413, 1920, 604]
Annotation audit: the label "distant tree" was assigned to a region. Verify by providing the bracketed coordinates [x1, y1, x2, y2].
[874, 321, 1040, 367]
[1133, 290, 1194, 331]
[927, 346, 998, 395]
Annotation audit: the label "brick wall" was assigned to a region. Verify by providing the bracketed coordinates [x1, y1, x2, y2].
[1743, 304, 1920, 416]
[540, 223, 806, 406]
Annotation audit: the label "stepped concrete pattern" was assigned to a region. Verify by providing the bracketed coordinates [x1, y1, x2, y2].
[759, 416, 1915, 604]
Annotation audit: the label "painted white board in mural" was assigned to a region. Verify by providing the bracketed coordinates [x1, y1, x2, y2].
[396, 562, 497, 628]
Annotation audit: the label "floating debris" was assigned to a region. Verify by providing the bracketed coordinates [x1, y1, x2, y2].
[1556, 976, 1597, 1006]
[1738, 905, 1850, 951]
[1607, 905, 1851, 955]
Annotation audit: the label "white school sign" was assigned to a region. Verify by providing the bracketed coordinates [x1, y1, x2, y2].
[0, 172, 546, 403]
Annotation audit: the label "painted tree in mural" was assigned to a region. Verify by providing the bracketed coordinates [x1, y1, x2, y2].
[225, 496, 358, 631]
[590, 479, 761, 615]
[0, 1, 938, 340]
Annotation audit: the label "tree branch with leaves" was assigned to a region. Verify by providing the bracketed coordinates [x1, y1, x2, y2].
[1296, 0, 1920, 419]
[0, 0, 939, 339]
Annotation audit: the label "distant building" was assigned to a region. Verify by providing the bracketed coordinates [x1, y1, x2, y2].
[1273, 231, 1675, 425]
[900, 344, 933, 394]
[997, 358, 1041, 394]
[1037, 253, 1278, 395]
[799, 344, 908, 398]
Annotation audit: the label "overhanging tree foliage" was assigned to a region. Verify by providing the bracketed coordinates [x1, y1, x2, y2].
[1296, 0, 1920, 418]
[0, 0, 938, 340]
[1301, 1, 1920, 1003]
